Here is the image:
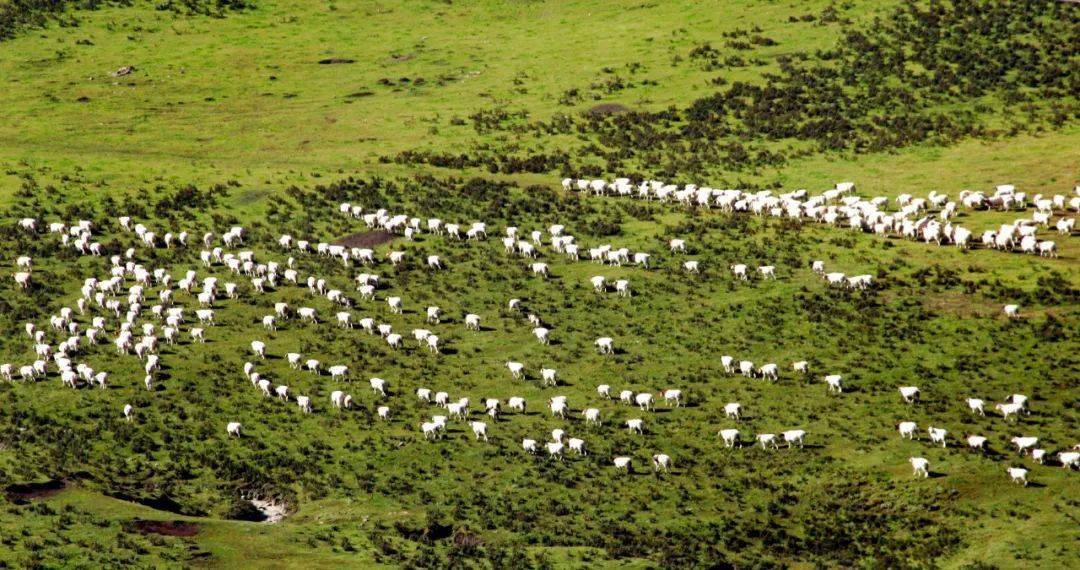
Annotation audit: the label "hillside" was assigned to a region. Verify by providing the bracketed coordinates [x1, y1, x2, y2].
[0, 0, 1077, 568]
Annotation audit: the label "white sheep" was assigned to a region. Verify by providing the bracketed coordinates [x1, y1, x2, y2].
[824, 374, 843, 393]
[626, 418, 644, 434]
[928, 427, 948, 447]
[652, 454, 671, 472]
[1011, 436, 1038, 455]
[724, 402, 741, 420]
[506, 361, 525, 379]
[782, 430, 805, 448]
[719, 429, 739, 448]
[226, 422, 242, 437]
[757, 434, 779, 450]
[966, 398, 985, 416]
[1007, 467, 1028, 486]
[465, 314, 481, 331]
[899, 386, 920, 404]
[910, 457, 929, 478]
[595, 337, 614, 354]
[995, 402, 1023, 421]
[661, 389, 682, 407]
[613, 457, 632, 472]
[568, 438, 587, 455]
[370, 377, 387, 396]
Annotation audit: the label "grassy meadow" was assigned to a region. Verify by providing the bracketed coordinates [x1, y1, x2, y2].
[0, 0, 1077, 567]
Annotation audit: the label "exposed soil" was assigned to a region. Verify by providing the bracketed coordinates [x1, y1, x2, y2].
[128, 519, 201, 537]
[5, 479, 67, 503]
[318, 58, 355, 64]
[585, 103, 630, 117]
[334, 230, 395, 248]
[250, 498, 288, 523]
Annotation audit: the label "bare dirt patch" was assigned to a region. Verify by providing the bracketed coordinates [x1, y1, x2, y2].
[584, 103, 630, 117]
[5, 479, 67, 503]
[127, 519, 201, 537]
[318, 58, 355, 65]
[334, 230, 395, 248]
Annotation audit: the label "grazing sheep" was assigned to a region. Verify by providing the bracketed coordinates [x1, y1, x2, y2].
[967, 398, 985, 416]
[370, 377, 387, 397]
[899, 386, 920, 404]
[719, 429, 739, 448]
[1058, 451, 1079, 469]
[782, 430, 806, 448]
[661, 389, 682, 407]
[910, 457, 929, 478]
[928, 427, 948, 447]
[898, 422, 918, 439]
[613, 457, 632, 472]
[568, 438, 587, 455]
[506, 361, 525, 380]
[966, 435, 987, 451]
[757, 434, 779, 450]
[1007, 467, 1028, 486]
[465, 314, 481, 331]
[824, 374, 843, 393]
[1011, 436, 1038, 455]
[996, 402, 1023, 421]
[626, 418, 644, 434]
[522, 439, 538, 453]
[226, 422, 242, 437]
[730, 264, 748, 280]
[724, 403, 741, 421]
[652, 454, 671, 472]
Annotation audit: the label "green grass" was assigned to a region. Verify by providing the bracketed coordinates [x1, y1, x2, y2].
[0, 0, 1077, 567]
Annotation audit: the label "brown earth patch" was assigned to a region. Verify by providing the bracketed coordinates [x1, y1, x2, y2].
[127, 519, 201, 537]
[5, 479, 67, 503]
[334, 230, 395, 248]
[585, 103, 630, 117]
[318, 58, 355, 65]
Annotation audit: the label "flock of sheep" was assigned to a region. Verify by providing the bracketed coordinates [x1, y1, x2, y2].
[3, 177, 1076, 484]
